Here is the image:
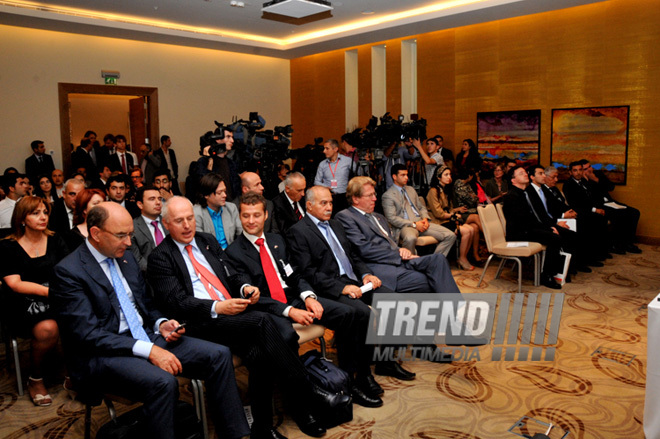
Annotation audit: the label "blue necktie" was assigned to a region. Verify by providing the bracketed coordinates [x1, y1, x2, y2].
[318, 222, 357, 281]
[105, 258, 150, 342]
[538, 187, 552, 218]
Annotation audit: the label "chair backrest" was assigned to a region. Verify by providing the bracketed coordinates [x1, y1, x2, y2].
[495, 203, 506, 229]
[478, 204, 507, 252]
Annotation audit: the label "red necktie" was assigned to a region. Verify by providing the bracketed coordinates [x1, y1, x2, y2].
[255, 238, 287, 303]
[185, 245, 231, 301]
[121, 153, 127, 174]
[293, 202, 302, 220]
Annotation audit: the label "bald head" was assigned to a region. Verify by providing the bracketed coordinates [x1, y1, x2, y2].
[87, 202, 134, 258]
[240, 172, 264, 196]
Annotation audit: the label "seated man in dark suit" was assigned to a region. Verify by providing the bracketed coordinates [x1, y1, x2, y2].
[148, 196, 349, 439]
[286, 186, 418, 380]
[502, 166, 562, 289]
[271, 171, 306, 234]
[106, 174, 140, 219]
[335, 177, 461, 296]
[49, 178, 84, 234]
[581, 159, 641, 254]
[227, 192, 382, 408]
[131, 185, 167, 272]
[50, 202, 250, 439]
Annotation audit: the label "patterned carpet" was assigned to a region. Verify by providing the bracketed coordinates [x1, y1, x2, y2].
[1, 245, 658, 438]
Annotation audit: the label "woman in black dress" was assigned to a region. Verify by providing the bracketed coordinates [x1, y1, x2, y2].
[33, 174, 56, 206]
[0, 196, 68, 406]
[454, 138, 483, 175]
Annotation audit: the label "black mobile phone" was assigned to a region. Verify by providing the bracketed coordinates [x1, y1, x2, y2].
[245, 290, 254, 299]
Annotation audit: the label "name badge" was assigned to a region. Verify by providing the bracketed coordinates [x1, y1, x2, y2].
[330, 179, 338, 189]
[283, 263, 294, 277]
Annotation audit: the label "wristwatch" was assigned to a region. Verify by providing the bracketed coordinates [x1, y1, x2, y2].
[412, 222, 417, 228]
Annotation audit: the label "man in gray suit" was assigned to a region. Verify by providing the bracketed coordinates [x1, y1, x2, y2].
[336, 176, 460, 295]
[381, 164, 455, 256]
[193, 173, 241, 249]
[131, 185, 168, 272]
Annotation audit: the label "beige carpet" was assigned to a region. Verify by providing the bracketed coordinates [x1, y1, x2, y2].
[1, 245, 658, 438]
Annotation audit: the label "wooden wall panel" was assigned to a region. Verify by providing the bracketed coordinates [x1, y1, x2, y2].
[385, 40, 402, 119]
[290, 0, 660, 239]
[357, 46, 372, 129]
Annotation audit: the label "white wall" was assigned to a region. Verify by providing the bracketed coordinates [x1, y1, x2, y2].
[69, 94, 133, 150]
[0, 25, 291, 173]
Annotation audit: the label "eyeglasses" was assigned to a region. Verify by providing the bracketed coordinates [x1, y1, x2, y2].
[100, 228, 134, 240]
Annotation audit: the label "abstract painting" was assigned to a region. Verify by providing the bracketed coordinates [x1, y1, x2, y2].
[551, 106, 630, 184]
[477, 110, 541, 170]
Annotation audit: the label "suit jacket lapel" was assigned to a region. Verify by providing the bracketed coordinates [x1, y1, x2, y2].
[135, 217, 155, 247]
[196, 236, 232, 292]
[78, 245, 123, 321]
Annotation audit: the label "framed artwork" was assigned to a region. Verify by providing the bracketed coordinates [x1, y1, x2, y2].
[477, 110, 541, 171]
[551, 106, 630, 184]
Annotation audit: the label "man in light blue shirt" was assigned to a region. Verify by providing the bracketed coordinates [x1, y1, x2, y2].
[315, 138, 353, 215]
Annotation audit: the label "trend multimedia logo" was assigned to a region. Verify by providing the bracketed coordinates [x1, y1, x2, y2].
[367, 293, 564, 362]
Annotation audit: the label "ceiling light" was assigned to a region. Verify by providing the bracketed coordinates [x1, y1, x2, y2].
[262, 0, 332, 19]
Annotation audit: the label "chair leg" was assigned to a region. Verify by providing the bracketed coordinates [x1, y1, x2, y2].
[190, 379, 209, 439]
[84, 404, 93, 439]
[477, 254, 496, 287]
[319, 336, 327, 358]
[11, 337, 23, 396]
[494, 259, 506, 279]
[533, 254, 540, 286]
[513, 257, 522, 294]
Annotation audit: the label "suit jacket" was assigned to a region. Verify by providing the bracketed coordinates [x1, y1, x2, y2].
[25, 153, 55, 182]
[525, 185, 557, 227]
[502, 186, 551, 241]
[50, 243, 163, 383]
[271, 192, 306, 234]
[562, 177, 602, 216]
[146, 233, 250, 323]
[153, 148, 179, 180]
[193, 203, 242, 246]
[49, 197, 72, 234]
[286, 215, 371, 299]
[544, 185, 571, 219]
[131, 216, 169, 272]
[72, 147, 97, 177]
[381, 184, 429, 242]
[226, 233, 314, 315]
[108, 152, 135, 174]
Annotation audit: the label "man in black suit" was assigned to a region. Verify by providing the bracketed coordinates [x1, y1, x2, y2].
[25, 140, 55, 183]
[335, 177, 462, 296]
[154, 135, 181, 195]
[233, 172, 274, 232]
[271, 171, 306, 234]
[108, 135, 135, 174]
[227, 192, 383, 407]
[49, 178, 84, 234]
[148, 196, 349, 439]
[50, 202, 250, 439]
[502, 166, 562, 289]
[286, 186, 418, 381]
[131, 185, 168, 272]
[106, 174, 140, 218]
[72, 138, 97, 178]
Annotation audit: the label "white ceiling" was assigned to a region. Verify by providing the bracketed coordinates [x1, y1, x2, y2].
[0, 0, 607, 58]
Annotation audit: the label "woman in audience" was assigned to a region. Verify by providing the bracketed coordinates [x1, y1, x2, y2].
[472, 169, 491, 205]
[62, 188, 105, 253]
[0, 196, 68, 406]
[454, 138, 483, 174]
[33, 174, 56, 205]
[484, 163, 508, 203]
[427, 166, 479, 270]
[453, 168, 483, 262]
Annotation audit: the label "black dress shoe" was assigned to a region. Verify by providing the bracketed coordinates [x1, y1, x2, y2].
[541, 276, 562, 290]
[374, 361, 416, 381]
[626, 244, 642, 254]
[356, 373, 383, 397]
[576, 265, 592, 273]
[351, 384, 383, 407]
[611, 246, 626, 255]
[251, 427, 288, 439]
[310, 383, 351, 409]
[293, 412, 326, 438]
[588, 261, 604, 268]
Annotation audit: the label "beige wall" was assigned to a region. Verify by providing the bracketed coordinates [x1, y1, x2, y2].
[0, 25, 291, 175]
[69, 94, 134, 151]
[290, 0, 660, 240]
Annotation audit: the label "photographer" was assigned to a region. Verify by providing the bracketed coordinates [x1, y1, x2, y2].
[412, 137, 444, 186]
[382, 138, 419, 189]
[189, 126, 241, 202]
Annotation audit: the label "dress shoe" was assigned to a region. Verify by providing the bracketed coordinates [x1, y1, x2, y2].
[540, 276, 562, 290]
[627, 244, 642, 254]
[292, 412, 326, 438]
[350, 384, 383, 408]
[311, 383, 351, 409]
[611, 246, 626, 255]
[356, 373, 383, 397]
[375, 361, 416, 381]
[251, 427, 288, 439]
[576, 265, 592, 273]
[588, 261, 604, 268]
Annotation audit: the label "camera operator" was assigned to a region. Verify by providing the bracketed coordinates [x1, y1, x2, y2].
[314, 139, 352, 215]
[190, 127, 241, 201]
[382, 138, 419, 190]
[412, 137, 445, 186]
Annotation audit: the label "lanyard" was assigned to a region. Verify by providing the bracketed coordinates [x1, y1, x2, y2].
[328, 157, 340, 178]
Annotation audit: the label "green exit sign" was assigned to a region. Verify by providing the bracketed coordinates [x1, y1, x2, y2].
[105, 77, 118, 85]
